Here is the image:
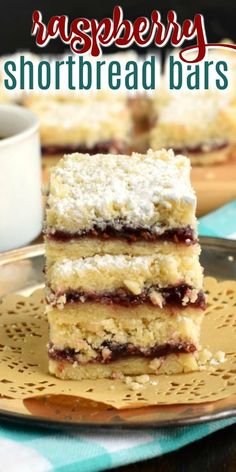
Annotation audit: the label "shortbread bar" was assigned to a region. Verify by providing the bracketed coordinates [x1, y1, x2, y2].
[26, 95, 131, 184]
[150, 42, 236, 166]
[25, 94, 131, 158]
[150, 92, 236, 165]
[45, 149, 205, 380]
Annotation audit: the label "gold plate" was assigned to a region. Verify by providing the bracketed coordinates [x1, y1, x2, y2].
[0, 237, 236, 429]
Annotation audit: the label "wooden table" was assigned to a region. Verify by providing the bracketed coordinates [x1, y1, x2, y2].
[191, 156, 236, 216]
[114, 424, 236, 471]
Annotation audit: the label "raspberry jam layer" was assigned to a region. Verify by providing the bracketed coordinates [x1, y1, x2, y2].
[49, 285, 205, 309]
[48, 225, 196, 244]
[42, 140, 126, 156]
[48, 340, 196, 364]
[174, 142, 228, 155]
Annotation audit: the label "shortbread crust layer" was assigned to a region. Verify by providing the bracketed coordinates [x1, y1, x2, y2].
[47, 254, 203, 295]
[47, 304, 203, 355]
[182, 145, 232, 166]
[161, 143, 232, 166]
[48, 353, 199, 380]
[46, 239, 200, 264]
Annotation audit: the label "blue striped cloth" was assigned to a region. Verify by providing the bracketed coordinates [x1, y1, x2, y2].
[0, 418, 235, 471]
[1, 201, 236, 471]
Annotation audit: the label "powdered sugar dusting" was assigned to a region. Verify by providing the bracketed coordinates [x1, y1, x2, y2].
[46, 149, 196, 233]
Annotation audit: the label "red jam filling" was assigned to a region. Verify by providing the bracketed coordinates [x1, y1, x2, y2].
[47, 225, 196, 245]
[48, 340, 196, 364]
[42, 140, 126, 155]
[49, 285, 205, 309]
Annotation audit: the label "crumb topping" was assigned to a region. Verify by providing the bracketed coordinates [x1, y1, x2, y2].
[46, 149, 196, 233]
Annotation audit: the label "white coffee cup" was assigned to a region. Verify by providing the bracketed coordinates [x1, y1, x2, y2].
[0, 105, 42, 251]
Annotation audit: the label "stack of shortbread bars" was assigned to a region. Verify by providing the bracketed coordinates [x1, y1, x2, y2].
[45, 149, 205, 380]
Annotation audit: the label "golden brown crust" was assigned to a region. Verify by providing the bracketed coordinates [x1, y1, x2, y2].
[47, 303, 203, 357]
[49, 353, 199, 380]
[45, 239, 200, 263]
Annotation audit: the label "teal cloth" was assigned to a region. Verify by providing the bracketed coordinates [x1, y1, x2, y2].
[0, 201, 236, 471]
[0, 419, 235, 471]
[198, 200, 236, 239]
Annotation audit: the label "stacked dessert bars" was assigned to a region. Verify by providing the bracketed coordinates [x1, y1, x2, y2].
[45, 149, 205, 380]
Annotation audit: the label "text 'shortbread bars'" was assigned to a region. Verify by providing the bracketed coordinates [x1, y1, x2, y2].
[45, 149, 205, 380]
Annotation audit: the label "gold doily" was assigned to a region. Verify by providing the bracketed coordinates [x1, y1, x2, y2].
[0, 276, 236, 409]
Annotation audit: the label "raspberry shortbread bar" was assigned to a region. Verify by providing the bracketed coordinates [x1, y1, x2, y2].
[45, 149, 205, 380]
